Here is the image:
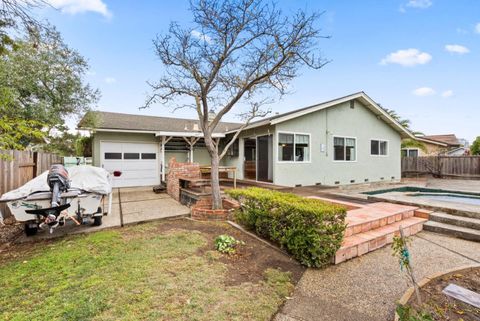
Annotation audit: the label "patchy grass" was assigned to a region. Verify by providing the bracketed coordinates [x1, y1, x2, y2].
[0, 221, 296, 321]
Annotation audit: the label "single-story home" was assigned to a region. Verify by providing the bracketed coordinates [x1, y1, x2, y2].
[78, 92, 414, 188]
[402, 134, 463, 157]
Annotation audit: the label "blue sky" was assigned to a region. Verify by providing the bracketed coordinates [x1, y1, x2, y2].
[40, 0, 479, 142]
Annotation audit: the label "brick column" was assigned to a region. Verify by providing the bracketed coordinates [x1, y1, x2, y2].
[166, 157, 201, 201]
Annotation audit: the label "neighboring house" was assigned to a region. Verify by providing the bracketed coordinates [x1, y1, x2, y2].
[402, 134, 463, 157]
[78, 92, 414, 187]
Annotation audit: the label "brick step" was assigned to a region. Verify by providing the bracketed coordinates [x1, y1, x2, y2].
[345, 202, 418, 237]
[423, 221, 480, 242]
[335, 217, 427, 264]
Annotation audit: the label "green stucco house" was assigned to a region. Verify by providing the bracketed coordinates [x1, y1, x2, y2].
[78, 92, 414, 188]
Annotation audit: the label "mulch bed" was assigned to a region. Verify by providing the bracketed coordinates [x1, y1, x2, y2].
[407, 267, 480, 320]
[152, 218, 305, 286]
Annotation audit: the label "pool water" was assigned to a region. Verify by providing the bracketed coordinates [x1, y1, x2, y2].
[414, 193, 480, 206]
[364, 187, 480, 206]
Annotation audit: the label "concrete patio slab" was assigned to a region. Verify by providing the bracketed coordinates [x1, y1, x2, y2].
[275, 231, 480, 321]
[14, 187, 190, 242]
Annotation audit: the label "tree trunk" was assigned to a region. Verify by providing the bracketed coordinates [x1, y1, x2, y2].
[204, 133, 223, 210]
[210, 151, 222, 209]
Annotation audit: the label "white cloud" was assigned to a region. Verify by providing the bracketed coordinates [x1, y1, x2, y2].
[191, 30, 212, 44]
[441, 90, 453, 98]
[48, 0, 112, 18]
[445, 44, 470, 54]
[104, 77, 116, 84]
[406, 0, 433, 8]
[413, 87, 436, 96]
[380, 49, 432, 67]
[456, 28, 468, 34]
[476, 23, 480, 34]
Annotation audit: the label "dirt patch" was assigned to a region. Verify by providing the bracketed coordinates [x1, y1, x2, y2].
[407, 267, 480, 320]
[0, 224, 23, 245]
[128, 218, 305, 286]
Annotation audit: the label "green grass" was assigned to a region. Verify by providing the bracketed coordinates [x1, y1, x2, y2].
[0, 224, 293, 321]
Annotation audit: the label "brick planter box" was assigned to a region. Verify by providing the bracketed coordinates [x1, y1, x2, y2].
[191, 198, 240, 221]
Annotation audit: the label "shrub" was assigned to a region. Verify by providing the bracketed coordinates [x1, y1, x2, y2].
[214, 234, 244, 254]
[226, 187, 347, 267]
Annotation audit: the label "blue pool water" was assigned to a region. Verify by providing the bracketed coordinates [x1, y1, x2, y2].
[413, 193, 480, 206]
[364, 187, 480, 206]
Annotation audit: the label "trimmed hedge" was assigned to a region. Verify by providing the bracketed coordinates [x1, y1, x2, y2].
[227, 187, 347, 268]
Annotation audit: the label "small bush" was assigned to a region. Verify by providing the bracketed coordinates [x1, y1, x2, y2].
[215, 234, 244, 254]
[226, 187, 347, 268]
[396, 305, 434, 321]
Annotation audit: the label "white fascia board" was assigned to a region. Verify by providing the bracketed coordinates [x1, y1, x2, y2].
[415, 137, 448, 147]
[155, 131, 225, 138]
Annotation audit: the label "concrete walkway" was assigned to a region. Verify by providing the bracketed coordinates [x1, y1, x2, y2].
[275, 231, 480, 321]
[15, 187, 190, 242]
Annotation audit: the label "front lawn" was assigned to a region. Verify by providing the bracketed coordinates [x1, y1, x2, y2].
[0, 219, 303, 321]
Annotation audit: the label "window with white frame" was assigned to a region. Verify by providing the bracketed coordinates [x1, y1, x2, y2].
[401, 148, 419, 157]
[371, 139, 388, 156]
[334, 137, 356, 161]
[278, 133, 310, 162]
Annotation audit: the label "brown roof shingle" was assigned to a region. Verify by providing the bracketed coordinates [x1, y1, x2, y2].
[421, 134, 461, 146]
[78, 111, 242, 133]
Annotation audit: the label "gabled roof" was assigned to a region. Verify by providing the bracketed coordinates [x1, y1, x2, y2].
[78, 111, 242, 134]
[78, 92, 415, 139]
[420, 134, 461, 147]
[227, 92, 415, 139]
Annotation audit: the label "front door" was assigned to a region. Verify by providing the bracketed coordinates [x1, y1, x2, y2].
[257, 135, 273, 182]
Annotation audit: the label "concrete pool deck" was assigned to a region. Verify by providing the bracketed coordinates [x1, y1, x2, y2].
[274, 231, 480, 321]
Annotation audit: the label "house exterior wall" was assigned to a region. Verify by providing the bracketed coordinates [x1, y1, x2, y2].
[91, 100, 402, 187]
[222, 125, 275, 180]
[273, 100, 402, 186]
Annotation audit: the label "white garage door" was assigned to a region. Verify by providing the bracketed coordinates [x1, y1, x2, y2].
[100, 142, 160, 188]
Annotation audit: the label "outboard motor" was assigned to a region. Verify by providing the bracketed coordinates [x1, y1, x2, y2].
[47, 164, 70, 207]
[26, 164, 72, 233]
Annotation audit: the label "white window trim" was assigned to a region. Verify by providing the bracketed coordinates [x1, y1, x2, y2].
[332, 135, 357, 163]
[401, 148, 420, 157]
[276, 131, 312, 164]
[370, 138, 389, 157]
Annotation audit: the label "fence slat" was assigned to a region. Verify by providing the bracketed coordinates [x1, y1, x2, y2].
[0, 150, 62, 220]
[402, 156, 480, 179]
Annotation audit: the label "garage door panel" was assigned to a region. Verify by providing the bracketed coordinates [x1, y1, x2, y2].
[100, 141, 159, 188]
[122, 161, 157, 171]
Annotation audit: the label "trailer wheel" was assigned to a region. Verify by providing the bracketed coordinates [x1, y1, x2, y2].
[24, 224, 38, 236]
[93, 215, 103, 226]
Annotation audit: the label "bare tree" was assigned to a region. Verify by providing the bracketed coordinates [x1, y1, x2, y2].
[145, 0, 328, 209]
[0, 0, 49, 29]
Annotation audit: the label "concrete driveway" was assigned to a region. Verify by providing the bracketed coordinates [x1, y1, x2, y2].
[274, 231, 480, 321]
[15, 187, 190, 242]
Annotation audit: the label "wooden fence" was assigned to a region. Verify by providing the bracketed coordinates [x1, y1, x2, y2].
[402, 156, 480, 179]
[0, 150, 62, 220]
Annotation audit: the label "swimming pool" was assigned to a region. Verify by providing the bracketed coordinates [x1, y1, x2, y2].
[413, 193, 480, 206]
[363, 187, 480, 206]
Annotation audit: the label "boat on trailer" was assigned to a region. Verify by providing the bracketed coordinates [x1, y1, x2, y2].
[0, 165, 113, 236]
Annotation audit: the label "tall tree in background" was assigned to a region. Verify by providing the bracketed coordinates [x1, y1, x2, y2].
[1, 26, 100, 132]
[146, 0, 328, 209]
[471, 137, 480, 155]
[381, 106, 427, 152]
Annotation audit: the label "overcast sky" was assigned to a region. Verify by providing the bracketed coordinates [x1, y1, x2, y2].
[40, 0, 479, 142]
